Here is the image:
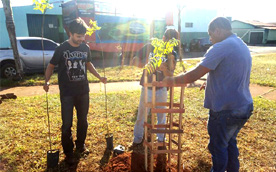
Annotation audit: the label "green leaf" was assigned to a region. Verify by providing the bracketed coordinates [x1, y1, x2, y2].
[86, 19, 101, 36]
[33, 0, 53, 14]
[143, 37, 179, 74]
[157, 58, 162, 67]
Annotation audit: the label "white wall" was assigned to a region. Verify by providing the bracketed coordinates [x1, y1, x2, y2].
[173, 7, 218, 32]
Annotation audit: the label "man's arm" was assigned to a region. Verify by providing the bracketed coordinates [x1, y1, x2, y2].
[43, 63, 55, 92]
[160, 65, 210, 86]
[86, 62, 107, 83]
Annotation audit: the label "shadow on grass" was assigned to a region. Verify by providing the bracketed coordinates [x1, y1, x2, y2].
[189, 158, 211, 172]
[130, 108, 138, 122]
[44, 151, 88, 172]
[99, 148, 113, 168]
[0, 156, 16, 172]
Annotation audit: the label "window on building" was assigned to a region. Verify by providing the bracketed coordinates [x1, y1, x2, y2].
[185, 22, 193, 28]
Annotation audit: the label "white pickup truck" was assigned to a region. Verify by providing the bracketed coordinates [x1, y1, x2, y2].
[0, 37, 59, 78]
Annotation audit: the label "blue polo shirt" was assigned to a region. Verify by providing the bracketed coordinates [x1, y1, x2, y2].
[200, 34, 253, 112]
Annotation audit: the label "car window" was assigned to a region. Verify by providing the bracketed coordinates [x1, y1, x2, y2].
[43, 40, 58, 50]
[20, 40, 42, 50]
[20, 40, 58, 50]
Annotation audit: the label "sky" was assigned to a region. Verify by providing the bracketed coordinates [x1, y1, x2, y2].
[1, 0, 276, 23]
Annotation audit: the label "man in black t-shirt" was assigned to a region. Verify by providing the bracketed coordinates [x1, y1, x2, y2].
[43, 18, 107, 165]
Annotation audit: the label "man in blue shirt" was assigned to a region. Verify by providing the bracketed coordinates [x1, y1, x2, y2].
[154, 17, 253, 172]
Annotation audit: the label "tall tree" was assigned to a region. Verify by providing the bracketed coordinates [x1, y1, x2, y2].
[1, 0, 23, 79]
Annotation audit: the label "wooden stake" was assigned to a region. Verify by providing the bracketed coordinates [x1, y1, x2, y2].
[178, 87, 185, 171]
[144, 70, 148, 171]
[150, 74, 156, 172]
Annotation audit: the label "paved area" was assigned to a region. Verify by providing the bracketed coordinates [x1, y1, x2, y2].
[0, 81, 141, 97]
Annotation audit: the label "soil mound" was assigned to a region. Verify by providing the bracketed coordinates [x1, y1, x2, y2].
[102, 152, 179, 172]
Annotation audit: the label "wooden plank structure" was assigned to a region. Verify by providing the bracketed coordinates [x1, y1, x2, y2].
[143, 74, 185, 172]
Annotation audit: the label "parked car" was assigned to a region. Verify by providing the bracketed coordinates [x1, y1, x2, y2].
[0, 37, 59, 78]
[190, 37, 212, 52]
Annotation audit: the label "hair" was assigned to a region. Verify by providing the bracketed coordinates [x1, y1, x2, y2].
[164, 28, 179, 40]
[68, 18, 88, 34]
[208, 17, 232, 32]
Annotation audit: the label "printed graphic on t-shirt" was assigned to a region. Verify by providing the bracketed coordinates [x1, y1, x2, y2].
[63, 50, 87, 81]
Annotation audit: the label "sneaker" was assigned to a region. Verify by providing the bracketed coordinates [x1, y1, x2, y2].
[128, 142, 143, 151]
[76, 145, 90, 155]
[65, 153, 74, 165]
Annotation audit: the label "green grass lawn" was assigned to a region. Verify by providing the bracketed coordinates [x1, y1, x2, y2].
[0, 87, 275, 171]
[250, 53, 276, 87]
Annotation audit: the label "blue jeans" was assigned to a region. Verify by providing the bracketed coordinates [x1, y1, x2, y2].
[208, 104, 253, 172]
[133, 87, 167, 143]
[60, 93, 89, 155]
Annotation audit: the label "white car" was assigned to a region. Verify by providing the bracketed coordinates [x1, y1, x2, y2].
[0, 37, 59, 78]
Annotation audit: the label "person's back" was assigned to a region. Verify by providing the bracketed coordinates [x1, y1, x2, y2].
[202, 34, 252, 112]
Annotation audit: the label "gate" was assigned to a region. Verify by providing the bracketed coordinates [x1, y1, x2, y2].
[250, 32, 263, 44]
[27, 14, 60, 43]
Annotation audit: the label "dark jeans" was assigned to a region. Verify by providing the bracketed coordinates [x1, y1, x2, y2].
[60, 93, 89, 155]
[208, 104, 253, 172]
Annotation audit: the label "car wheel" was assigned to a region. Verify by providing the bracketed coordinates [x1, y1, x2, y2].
[1, 63, 17, 78]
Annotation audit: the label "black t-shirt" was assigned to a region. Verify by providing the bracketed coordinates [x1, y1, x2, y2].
[50, 41, 92, 97]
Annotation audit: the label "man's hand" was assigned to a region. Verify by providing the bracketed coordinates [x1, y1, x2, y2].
[162, 76, 175, 85]
[43, 82, 50, 92]
[200, 82, 206, 91]
[152, 76, 175, 87]
[99, 77, 107, 84]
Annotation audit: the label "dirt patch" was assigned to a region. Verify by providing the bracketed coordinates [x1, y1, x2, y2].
[102, 152, 181, 172]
